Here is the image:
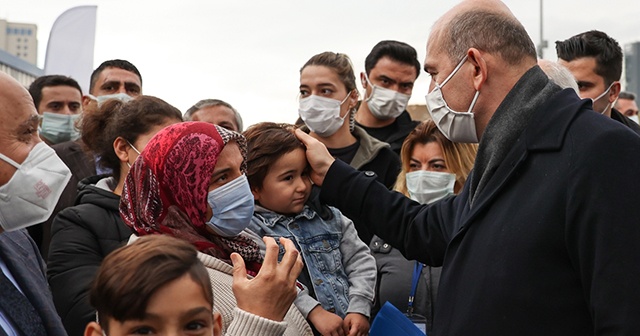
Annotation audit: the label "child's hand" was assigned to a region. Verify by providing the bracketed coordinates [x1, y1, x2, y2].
[343, 313, 370, 336]
[308, 306, 346, 336]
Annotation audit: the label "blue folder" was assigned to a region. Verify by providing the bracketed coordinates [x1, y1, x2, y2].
[370, 302, 427, 336]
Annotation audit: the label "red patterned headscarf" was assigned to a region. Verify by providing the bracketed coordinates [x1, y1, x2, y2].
[119, 122, 262, 273]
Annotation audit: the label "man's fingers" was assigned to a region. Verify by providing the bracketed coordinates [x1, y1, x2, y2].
[278, 237, 300, 269]
[230, 252, 247, 283]
[261, 236, 279, 270]
[294, 128, 315, 146]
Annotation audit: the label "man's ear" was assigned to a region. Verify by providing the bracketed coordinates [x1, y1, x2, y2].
[84, 321, 104, 336]
[82, 95, 97, 113]
[467, 48, 488, 91]
[360, 72, 368, 89]
[609, 81, 621, 103]
[213, 312, 223, 336]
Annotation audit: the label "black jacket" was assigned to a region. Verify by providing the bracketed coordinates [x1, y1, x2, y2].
[29, 140, 96, 260]
[321, 87, 640, 334]
[47, 175, 131, 336]
[356, 110, 420, 156]
[611, 107, 640, 135]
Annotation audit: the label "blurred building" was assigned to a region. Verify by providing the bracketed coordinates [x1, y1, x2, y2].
[0, 19, 37, 65]
[0, 19, 41, 86]
[624, 42, 640, 99]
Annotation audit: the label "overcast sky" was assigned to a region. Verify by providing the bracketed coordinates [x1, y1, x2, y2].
[2, 0, 640, 128]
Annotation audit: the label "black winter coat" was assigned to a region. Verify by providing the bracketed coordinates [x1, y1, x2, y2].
[321, 87, 640, 334]
[47, 175, 132, 336]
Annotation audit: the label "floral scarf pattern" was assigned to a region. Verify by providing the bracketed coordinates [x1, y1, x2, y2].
[119, 122, 262, 273]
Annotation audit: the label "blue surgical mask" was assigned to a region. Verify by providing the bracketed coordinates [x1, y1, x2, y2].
[87, 93, 133, 107]
[205, 174, 254, 237]
[40, 112, 81, 144]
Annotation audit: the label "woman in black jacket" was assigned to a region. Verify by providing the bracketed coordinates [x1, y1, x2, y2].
[46, 96, 183, 336]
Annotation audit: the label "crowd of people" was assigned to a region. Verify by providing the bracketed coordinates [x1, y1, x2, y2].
[1, 0, 640, 335]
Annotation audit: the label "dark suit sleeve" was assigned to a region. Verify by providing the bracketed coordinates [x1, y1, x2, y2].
[320, 159, 456, 266]
[47, 207, 103, 336]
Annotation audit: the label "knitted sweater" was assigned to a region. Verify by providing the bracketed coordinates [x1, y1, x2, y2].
[197, 251, 314, 336]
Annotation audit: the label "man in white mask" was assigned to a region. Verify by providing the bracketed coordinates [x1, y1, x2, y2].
[355, 40, 421, 155]
[296, 0, 640, 334]
[614, 91, 639, 124]
[557, 30, 640, 135]
[0, 71, 69, 335]
[30, 59, 143, 260]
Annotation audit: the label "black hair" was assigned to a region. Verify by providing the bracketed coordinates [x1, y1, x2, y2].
[555, 30, 623, 86]
[28, 75, 82, 108]
[89, 59, 143, 93]
[364, 40, 420, 79]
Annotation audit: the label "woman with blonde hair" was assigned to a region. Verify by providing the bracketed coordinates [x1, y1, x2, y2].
[370, 120, 477, 333]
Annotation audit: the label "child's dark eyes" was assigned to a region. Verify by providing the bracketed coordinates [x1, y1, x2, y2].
[131, 326, 155, 335]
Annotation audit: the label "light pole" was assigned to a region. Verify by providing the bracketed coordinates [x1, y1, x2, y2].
[537, 0, 547, 58]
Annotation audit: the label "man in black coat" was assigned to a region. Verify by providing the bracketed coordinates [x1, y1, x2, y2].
[296, 0, 640, 334]
[355, 40, 421, 156]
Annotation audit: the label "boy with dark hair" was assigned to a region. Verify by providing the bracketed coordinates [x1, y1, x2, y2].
[85, 234, 222, 336]
[244, 122, 376, 336]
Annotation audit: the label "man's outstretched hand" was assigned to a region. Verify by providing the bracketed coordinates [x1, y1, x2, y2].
[231, 237, 304, 321]
[295, 129, 335, 186]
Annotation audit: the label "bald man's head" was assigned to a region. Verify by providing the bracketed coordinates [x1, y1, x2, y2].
[0, 72, 42, 186]
[428, 0, 536, 66]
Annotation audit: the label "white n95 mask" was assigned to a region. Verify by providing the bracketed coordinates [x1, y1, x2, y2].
[364, 72, 410, 120]
[0, 142, 71, 231]
[425, 56, 480, 143]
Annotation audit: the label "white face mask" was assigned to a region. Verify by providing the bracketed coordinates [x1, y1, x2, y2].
[425, 56, 480, 143]
[87, 93, 133, 107]
[299, 93, 351, 137]
[0, 142, 72, 231]
[364, 72, 411, 120]
[40, 112, 81, 144]
[406, 170, 456, 205]
[628, 114, 640, 124]
[590, 82, 614, 114]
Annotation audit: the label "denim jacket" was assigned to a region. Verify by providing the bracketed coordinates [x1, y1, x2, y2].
[249, 205, 376, 319]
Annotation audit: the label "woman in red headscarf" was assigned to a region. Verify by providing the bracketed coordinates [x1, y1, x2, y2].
[119, 122, 312, 336]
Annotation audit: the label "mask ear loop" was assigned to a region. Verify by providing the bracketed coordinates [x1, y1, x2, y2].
[438, 55, 469, 89]
[125, 140, 140, 169]
[363, 72, 376, 102]
[0, 152, 21, 169]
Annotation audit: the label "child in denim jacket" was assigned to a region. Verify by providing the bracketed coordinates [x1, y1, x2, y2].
[244, 122, 376, 336]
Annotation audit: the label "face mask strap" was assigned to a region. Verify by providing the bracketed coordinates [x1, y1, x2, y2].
[126, 140, 141, 155]
[340, 90, 353, 106]
[592, 82, 615, 103]
[0, 152, 22, 169]
[363, 72, 375, 101]
[468, 90, 481, 113]
[438, 55, 469, 88]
